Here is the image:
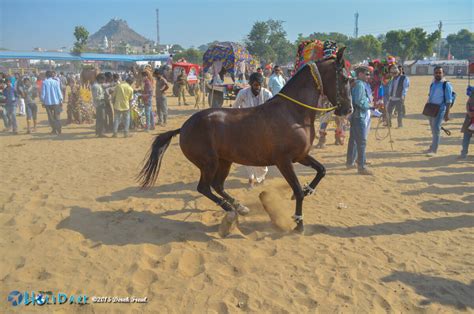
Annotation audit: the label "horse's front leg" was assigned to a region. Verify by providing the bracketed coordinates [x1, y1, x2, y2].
[298, 155, 326, 197]
[276, 161, 305, 233]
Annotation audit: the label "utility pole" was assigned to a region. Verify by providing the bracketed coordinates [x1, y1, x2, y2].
[156, 9, 160, 47]
[437, 20, 442, 59]
[354, 12, 359, 38]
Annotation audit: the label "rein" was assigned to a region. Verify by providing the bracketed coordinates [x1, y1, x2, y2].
[277, 93, 337, 112]
[277, 62, 338, 112]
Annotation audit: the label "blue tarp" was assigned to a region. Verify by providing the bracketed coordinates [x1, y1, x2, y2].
[0, 51, 170, 62]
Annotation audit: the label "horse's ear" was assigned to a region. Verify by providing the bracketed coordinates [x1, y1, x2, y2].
[336, 47, 346, 64]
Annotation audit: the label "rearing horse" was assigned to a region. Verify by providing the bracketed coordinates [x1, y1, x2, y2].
[138, 48, 352, 235]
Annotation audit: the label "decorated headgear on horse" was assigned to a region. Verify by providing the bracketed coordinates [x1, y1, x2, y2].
[323, 40, 337, 58]
[249, 72, 264, 84]
[294, 39, 339, 73]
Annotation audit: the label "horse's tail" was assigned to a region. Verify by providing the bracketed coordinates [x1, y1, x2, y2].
[137, 128, 181, 188]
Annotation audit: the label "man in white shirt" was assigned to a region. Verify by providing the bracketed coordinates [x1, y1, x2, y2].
[234, 72, 272, 109]
[387, 64, 410, 128]
[233, 72, 272, 187]
[268, 65, 286, 95]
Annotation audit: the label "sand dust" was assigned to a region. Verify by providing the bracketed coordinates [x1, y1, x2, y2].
[0, 76, 473, 313]
[259, 190, 296, 232]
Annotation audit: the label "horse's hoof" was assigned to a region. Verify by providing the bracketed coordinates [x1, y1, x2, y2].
[293, 222, 305, 234]
[235, 204, 250, 216]
[218, 211, 238, 237]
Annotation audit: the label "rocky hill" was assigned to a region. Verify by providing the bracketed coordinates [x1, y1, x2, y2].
[87, 19, 151, 47]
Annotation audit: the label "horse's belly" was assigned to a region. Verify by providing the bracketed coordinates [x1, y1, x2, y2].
[179, 109, 311, 167]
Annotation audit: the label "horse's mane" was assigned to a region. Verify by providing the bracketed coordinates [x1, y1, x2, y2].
[279, 58, 335, 95]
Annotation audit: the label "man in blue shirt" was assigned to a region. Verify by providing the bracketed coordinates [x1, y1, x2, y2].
[41, 70, 64, 135]
[426, 66, 454, 156]
[268, 65, 286, 95]
[346, 66, 373, 175]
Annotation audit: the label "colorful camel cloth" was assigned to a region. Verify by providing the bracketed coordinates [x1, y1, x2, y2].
[203, 42, 253, 76]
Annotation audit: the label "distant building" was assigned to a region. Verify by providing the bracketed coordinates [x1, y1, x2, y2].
[142, 42, 153, 54]
[403, 59, 468, 76]
[103, 36, 109, 49]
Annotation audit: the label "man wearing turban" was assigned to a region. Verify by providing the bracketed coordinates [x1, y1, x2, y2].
[233, 72, 273, 187]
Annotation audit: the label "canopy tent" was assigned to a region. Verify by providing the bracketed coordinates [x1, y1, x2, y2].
[202, 42, 252, 76]
[0, 51, 170, 62]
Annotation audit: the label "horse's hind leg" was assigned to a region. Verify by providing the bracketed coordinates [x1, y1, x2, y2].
[197, 165, 234, 212]
[211, 160, 249, 216]
[298, 155, 326, 196]
[197, 164, 238, 237]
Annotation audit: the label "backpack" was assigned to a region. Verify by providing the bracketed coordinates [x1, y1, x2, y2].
[430, 81, 456, 107]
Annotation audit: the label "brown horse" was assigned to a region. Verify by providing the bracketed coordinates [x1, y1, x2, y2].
[138, 48, 352, 235]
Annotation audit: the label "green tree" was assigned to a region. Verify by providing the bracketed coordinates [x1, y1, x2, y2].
[115, 41, 131, 54]
[446, 29, 474, 60]
[169, 44, 184, 54]
[350, 35, 382, 62]
[297, 32, 351, 46]
[173, 48, 203, 64]
[383, 28, 440, 63]
[198, 41, 220, 52]
[382, 30, 406, 60]
[409, 28, 440, 61]
[245, 19, 295, 65]
[72, 26, 89, 54]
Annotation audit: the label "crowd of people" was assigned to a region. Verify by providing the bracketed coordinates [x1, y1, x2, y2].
[0, 61, 472, 175]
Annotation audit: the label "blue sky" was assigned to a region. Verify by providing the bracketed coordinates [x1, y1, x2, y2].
[0, 0, 472, 50]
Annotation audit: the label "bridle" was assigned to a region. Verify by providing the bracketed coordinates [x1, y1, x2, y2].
[277, 60, 348, 112]
[335, 60, 350, 110]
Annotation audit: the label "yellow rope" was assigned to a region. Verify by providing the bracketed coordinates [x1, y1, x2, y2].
[277, 62, 336, 112]
[277, 92, 337, 112]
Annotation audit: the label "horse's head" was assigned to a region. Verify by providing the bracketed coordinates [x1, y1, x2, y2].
[320, 47, 353, 116]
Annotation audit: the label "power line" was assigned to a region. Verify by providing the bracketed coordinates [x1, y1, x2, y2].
[362, 21, 472, 35]
[443, 22, 474, 26]
[362, 19, 473, 34]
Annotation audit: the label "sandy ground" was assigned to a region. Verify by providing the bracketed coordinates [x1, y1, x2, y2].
[0, 76, 473, 313]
